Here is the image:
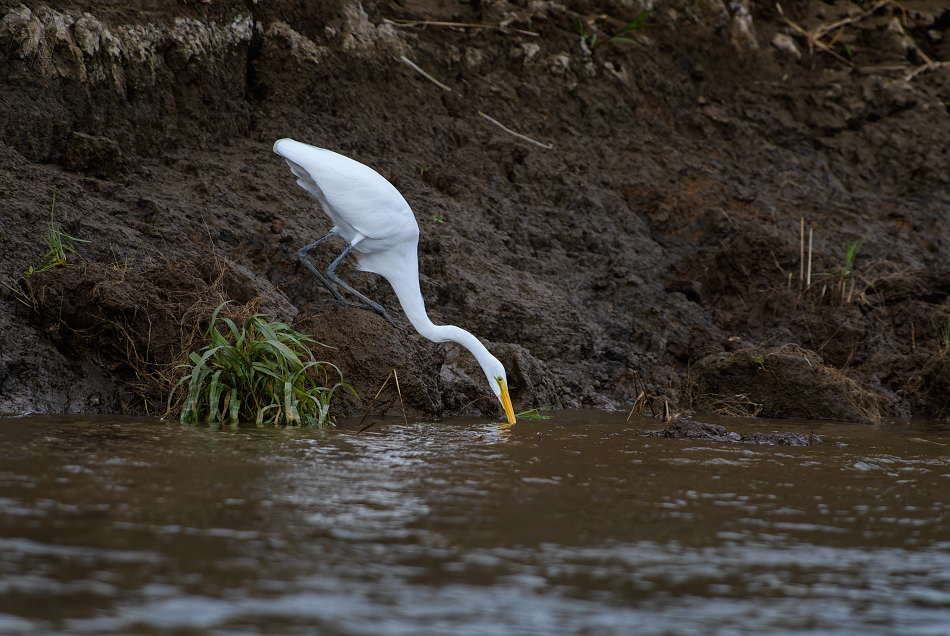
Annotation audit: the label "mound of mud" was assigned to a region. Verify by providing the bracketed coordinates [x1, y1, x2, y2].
[293, 300, 447, 420]
[293, 299, 560, 420]
[686, 345, 881, 423]
[20, 261, 220, 377]
[15, 255, 290, 407]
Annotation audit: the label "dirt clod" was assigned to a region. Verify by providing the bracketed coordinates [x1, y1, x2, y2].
[686, 346, 881, 423]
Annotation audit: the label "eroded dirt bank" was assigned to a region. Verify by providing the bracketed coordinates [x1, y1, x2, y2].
[1, 0, 949, 420]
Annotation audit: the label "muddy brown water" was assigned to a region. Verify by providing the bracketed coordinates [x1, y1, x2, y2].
[1, 412, 949, 635]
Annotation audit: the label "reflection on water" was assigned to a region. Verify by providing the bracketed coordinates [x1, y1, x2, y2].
[0, 412, 949, 635]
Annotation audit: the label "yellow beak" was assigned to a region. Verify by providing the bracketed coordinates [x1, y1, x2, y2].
[499, 381, 516, 425]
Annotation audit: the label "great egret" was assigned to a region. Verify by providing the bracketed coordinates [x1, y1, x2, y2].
[274, 138, 517, 424]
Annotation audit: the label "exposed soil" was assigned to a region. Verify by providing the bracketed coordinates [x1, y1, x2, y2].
[1, 0, 949, 420]
[685, 344, 881, 422]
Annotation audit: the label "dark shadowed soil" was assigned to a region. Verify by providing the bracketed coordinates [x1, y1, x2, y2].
[1, 0, 949, 421]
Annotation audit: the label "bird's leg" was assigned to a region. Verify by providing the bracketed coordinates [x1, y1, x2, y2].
[298, 231, 346, 303]
[326, 242, 400, 329]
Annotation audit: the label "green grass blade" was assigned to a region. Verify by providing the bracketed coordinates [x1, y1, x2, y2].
[228, 387, 240, 425]
[284, 380, 297, 426]
[207, 369, 224, 422]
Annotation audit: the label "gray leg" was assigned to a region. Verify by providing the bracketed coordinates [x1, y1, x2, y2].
[298, 232, 346, 303]
[327, 243, 399, 329]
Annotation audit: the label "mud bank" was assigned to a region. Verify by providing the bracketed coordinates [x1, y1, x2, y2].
[1, 0, 949, 420]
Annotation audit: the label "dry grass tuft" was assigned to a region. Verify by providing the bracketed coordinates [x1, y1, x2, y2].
[18, 253, 258, 414]
[626, 370, 679, 423]
[685, 344, 881, 423]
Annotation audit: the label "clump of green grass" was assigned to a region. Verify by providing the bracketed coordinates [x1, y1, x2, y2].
[841, 233, 868, 276]
[823, 232, 869, 305]
[515, 406, 554, 420]
[941, 316, 950, 349]
[24, 194, 89, 275]
[169, 303, 355, 427]
[575, 9, 654, 51]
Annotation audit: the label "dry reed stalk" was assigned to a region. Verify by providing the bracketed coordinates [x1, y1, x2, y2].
[906, 61, 945, 81]
[776, 3, 855, 66]
[392, 368, 408, 425]
[358, 369, 408, 433]
[810, 0, 890, 41]
[806, 227, 815, 287]
[625, 370, 657, 421]
[799, 217, 804, 290]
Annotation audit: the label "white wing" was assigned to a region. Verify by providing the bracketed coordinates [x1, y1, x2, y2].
[273, 139, 417, 242]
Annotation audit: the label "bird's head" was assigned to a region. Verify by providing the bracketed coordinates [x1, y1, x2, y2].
[483, 355, 516, 425]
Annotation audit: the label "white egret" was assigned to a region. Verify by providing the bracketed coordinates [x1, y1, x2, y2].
[274, 138, 517, 424]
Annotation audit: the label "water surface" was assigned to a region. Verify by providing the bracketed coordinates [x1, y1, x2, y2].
[1, 412, 948, 634]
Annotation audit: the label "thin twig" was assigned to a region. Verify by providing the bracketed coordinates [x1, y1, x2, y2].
[810, 0, 889, 41]
[478, 111, 554, 149]
[806, 227, 815, 287]
[357, 369, 408, 432]
[859, 65, 911, 73]
[446, 395, 492, 417]
[358, 370, 393, 433]
[400, 55, 453, 92]
[799, 217, 804, 291]
[883, 15, 944, 81]
[640, 372, 657, 418]
[776, 3, 855, 67]
[385, 18, 540, 37]
[906, 61, 946, 81]
[392, 368, 408, 426]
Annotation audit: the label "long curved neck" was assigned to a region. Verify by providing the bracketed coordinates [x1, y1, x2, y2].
[381, 256, 495, 370]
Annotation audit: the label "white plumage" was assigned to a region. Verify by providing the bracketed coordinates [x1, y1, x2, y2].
[274, 138, 517, 424]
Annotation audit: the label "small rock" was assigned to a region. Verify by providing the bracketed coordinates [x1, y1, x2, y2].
[547, 54, 570, 76]
[522, 42, 541, 62]
[772, 33, 802, 59]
